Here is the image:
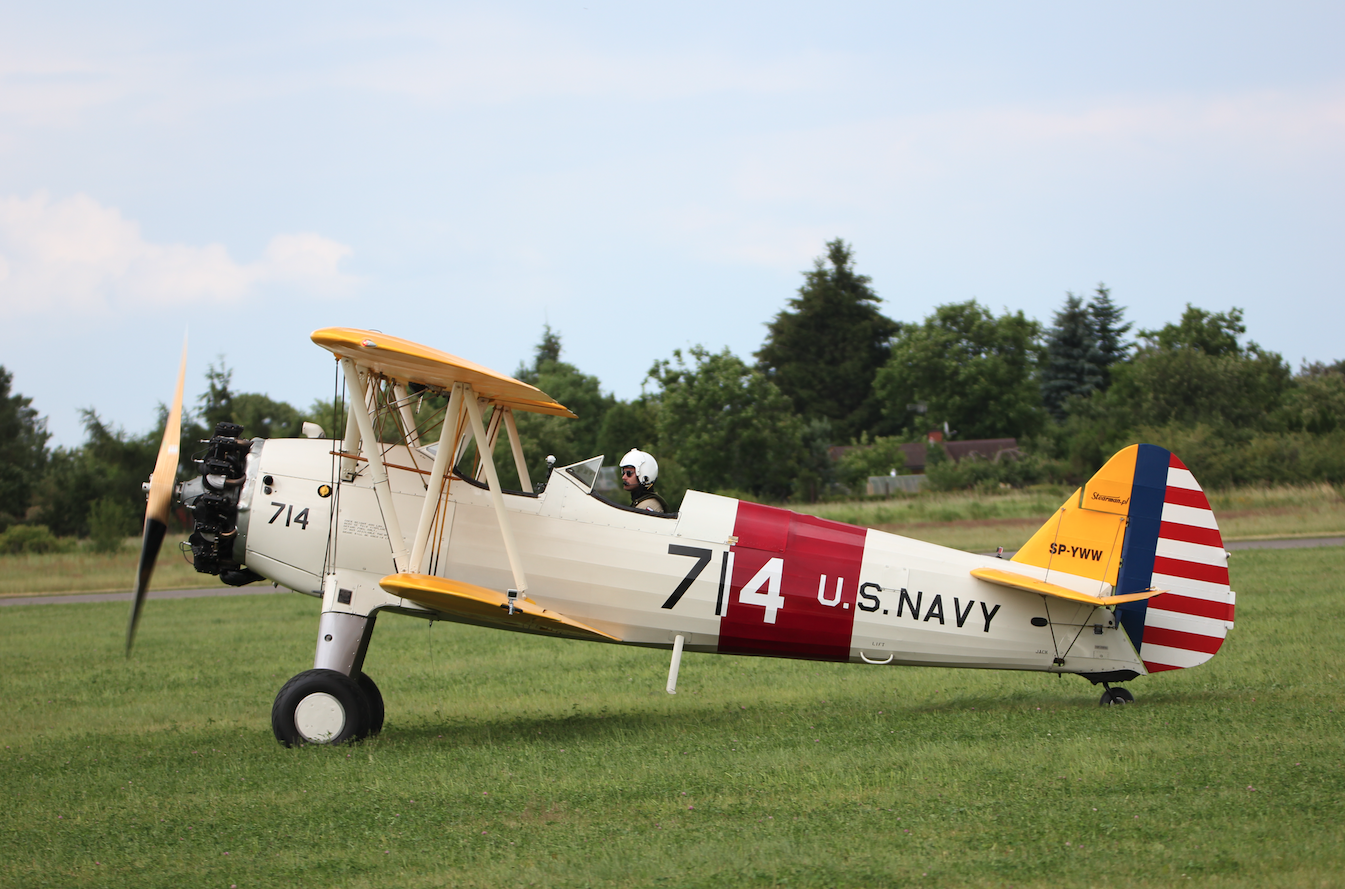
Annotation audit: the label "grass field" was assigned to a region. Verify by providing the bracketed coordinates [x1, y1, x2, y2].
[0, 535, 213, 597]
[2, 546, 1342, 888]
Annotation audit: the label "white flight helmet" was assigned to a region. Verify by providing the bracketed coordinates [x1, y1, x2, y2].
[619, 449, 658, 487]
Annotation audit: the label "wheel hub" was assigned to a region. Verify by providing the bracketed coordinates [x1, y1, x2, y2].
[293, 691, 346, 742]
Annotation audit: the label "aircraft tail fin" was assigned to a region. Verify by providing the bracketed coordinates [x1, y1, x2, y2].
[1011, 444, 1234, 674]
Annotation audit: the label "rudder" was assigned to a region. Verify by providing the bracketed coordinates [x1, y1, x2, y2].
[1011, 444, 1235, 674]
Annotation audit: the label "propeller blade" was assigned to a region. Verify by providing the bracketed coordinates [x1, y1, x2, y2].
[127, 337, 188, 655]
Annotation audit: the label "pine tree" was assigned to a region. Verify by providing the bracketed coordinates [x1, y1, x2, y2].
[196, 361, 236, 432]
[0, 366, 50, 525]
[1087, 284, 1131, 386]
[509, 327, 613, 480]
[1041, 293, 1104, 421]
[517, 325, 562, 381]
[1040, 285, 1133, 420]
[755, 240, 900, 441]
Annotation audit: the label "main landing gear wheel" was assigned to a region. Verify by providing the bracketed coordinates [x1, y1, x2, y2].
[272, 669, 369, 747]
[1100, 687, 1135, 706]
[356, 672, 385, 736]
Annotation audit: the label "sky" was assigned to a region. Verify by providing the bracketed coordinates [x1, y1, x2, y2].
[2, 1, 1342, 447]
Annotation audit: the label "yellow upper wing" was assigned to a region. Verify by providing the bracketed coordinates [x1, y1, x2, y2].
[312, 327, 576, 418]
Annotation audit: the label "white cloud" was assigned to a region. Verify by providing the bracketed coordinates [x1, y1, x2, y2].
[0, 192, 357, 315]
[261, 232, 356, 284]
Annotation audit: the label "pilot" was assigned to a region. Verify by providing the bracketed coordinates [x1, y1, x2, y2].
[619, 449, 668, 512]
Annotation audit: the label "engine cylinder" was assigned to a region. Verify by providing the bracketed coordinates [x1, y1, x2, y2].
[182, 422, 264, 586]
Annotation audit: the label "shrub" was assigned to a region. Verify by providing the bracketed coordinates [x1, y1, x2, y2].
[925, 448, 1066, 492]
[0, 524, 75, 555]
[1134, 424, 1345, 488]
[836, 434, 908, 493]
[88, 496, 134, 553]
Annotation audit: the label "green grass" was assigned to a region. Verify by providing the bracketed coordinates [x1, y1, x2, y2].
[1205, 483, 1345, 541]
[801, 485, 1075, 527]
[2, 547, 1342, 887]
[0, 535, 215, 597]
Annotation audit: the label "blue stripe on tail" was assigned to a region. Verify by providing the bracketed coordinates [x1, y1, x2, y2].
[1114, 444, 1170, 654]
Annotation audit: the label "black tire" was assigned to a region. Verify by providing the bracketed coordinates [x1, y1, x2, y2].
[1100, 687, 1135, 706]
[272, 669, 369, 747]
[356, 672, 385, 736]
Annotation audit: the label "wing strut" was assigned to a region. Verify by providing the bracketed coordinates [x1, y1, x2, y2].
[340, 357, 411, 572]
[391, 382, 421, 448]
[339, 367, 363, 481]
[503, 408, 532, 492]
[474, 403, 506, 481]
[408, 382, 464, 573]
[463, 387, 529, 594]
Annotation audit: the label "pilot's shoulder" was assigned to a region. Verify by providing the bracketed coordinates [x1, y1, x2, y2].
[633, 493, 669, 512]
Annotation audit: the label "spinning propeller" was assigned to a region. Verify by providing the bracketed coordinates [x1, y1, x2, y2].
[126, 338, 188, 655]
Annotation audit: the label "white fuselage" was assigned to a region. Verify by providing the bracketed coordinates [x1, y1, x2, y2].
[240, 439, 1143, 676]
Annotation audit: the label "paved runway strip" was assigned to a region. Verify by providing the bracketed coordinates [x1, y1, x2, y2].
[1225, 536, 1344, 550]
[1, 585, 290, 607]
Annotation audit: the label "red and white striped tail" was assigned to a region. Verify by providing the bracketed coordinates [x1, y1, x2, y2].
[1140, 453, 1235, 673]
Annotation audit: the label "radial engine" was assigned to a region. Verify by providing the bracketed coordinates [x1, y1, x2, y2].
[178, 421, 265, 587]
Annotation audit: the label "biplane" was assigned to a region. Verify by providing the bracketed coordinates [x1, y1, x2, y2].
[129, 328, 1236, 745]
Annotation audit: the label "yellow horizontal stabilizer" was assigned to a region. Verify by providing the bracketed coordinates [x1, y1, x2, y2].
[380, 573, 619, 642]
[970, 567, 1165, 607]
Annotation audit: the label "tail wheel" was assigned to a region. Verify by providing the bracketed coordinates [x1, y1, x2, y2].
[356, 672, 385, 736]
[1100, 687, 1135, 706]
[272, 669, 369, 746]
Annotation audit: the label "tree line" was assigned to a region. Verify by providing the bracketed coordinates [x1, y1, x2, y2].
[3, 238, 1342, 549]
[509, 240, 1343, 504]
[0, 363, 340, 551]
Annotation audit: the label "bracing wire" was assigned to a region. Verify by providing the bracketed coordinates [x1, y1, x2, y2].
[322, 359, 345, 579]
